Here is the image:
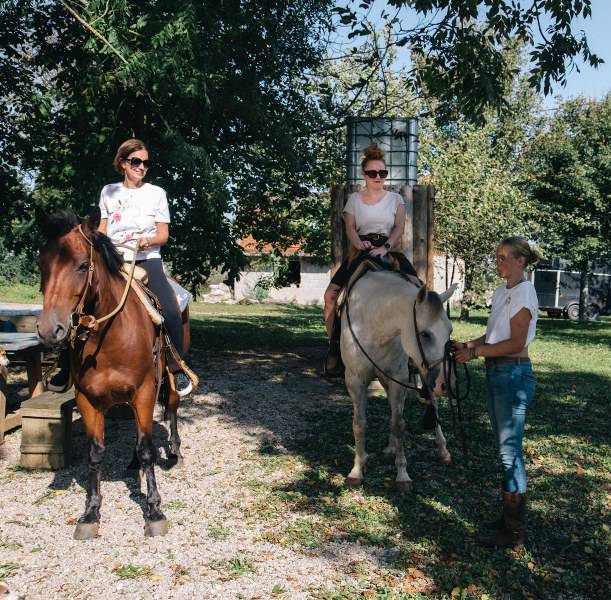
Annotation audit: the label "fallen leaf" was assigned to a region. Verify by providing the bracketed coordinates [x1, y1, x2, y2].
[149, 575, 163, 582]
[575, 464, 585, 477]
[527, 561, 535, 570]
[65, 517, 78, 525]
[466, 584, 478, 594]
[451, 587, 461, 598]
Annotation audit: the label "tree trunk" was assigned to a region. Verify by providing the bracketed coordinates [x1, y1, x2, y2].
[578, 265, 589, 321]
[459, 271, 472, 321]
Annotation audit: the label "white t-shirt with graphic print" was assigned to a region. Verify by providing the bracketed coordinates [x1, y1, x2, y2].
[99, 182, 170, 261]
[486, 280, 539, 347]
[343, 191, 403, 237]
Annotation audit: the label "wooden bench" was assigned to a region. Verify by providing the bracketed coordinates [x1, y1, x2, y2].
[19, 390, 76, 469]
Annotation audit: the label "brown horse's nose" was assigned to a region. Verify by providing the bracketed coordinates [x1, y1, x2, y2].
[36, 319, 68, 345]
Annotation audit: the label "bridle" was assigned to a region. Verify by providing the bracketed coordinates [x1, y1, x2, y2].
[66, 225, 138, 345]
[343, 274, 445, 400]
[343, 273, 471, 457]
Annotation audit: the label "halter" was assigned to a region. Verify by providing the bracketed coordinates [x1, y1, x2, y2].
[67, 225, 139, 345]
[343, 273, 444, 400]
[343, 272, 471, 458]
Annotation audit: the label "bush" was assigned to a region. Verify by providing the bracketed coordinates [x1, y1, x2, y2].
[0, 240, 39, 286]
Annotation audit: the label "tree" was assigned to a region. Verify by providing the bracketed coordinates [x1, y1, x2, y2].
[523, 94, 611, 318]
[333, 0, 603, 120]
[0, 0, 333, 294]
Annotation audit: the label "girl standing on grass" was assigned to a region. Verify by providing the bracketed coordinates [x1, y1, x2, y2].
[454, 237, 541, 548]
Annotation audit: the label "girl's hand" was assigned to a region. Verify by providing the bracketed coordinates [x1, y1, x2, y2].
[451, 341, 466, 351]
[359, 240, 373, 250]
[138, 237, 151, 249]
[455, 346, 477, 363]
[369, 246, 388, 257]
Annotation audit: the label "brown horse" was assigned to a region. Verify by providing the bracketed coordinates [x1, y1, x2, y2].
[36, 207, 188, 539]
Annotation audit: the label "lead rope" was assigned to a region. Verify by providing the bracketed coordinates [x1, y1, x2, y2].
[442, 342, 470, 460]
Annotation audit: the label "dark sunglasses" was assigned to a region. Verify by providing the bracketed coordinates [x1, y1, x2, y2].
[125, 157, 152, 169]
[364, 169, 388, 179]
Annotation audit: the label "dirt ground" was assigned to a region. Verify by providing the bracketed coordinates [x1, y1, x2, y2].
[0, 348, 403, 599]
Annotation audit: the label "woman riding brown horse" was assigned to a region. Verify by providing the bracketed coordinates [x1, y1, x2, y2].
[36, 207, 186, 539]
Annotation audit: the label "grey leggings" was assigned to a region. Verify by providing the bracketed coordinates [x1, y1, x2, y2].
[137, 258, 184, 358]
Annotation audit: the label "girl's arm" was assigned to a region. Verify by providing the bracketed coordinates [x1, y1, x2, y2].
[138, 222, 169, 249]
[369, 204, 406, 257]
[98, 218, 108, 234]
[343, 213, 370, 250]
[455, 308, 531, 362]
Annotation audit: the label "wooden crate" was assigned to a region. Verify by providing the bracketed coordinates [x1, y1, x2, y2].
[19, 390, 76, 469]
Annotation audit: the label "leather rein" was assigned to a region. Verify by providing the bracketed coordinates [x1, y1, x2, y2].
[68, 225, 139, 345]
[343, 272, 471, 456]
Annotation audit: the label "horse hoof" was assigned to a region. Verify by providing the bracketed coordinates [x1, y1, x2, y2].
[167, 454, 184, 468]
[73, 522, 99, 540]
[440, 453, 452, 464]
[344, 476, 363, 487]
[394, 480, 413, 494]
[144, 519, 169, 537]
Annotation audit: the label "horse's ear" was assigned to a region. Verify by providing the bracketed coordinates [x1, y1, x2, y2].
[82, 207, 101, 233]
[438, 283, 458, 304]
[35, 206, 52, 238]
[416, 285, 428, 305]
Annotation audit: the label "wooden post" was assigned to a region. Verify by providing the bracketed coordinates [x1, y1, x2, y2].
[330, 184, 346, 275]
[399, 185, 414, 261]
[411, 184, 435, 286]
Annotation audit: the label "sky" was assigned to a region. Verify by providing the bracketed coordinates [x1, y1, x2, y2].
[332, 0, 610, 110]
[542, 0, 611, 109]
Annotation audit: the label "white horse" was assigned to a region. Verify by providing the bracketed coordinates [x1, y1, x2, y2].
[341, 267, 457, 492]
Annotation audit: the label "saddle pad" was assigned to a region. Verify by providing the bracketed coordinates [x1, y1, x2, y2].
[119, 272, 163, 326]
[121, 263, 148, 284]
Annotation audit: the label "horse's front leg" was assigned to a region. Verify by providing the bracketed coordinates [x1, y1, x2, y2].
[74, 395, 105, 540]
[432, 397, 452, 464]
[387, 383, 413, 492]
[345, 371, 368, 486]
[132, 384, 168, 537]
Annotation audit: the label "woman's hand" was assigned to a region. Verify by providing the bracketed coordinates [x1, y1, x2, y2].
[359, 240, 373, 251]
[138, 237, 151, 249]
[451, 341, 466, 351]
[368, 246, 388, 257]
[455, 345, 477, 363]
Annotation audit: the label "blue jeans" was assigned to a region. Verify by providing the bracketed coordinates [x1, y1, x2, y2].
[486, 363, 535, 493]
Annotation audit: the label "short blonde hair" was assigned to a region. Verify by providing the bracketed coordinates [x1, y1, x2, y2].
[112, 139, 148, 174]
[500, 237, 543, 267]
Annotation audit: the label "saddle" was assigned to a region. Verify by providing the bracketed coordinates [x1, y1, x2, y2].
[120, 273, 198, 395]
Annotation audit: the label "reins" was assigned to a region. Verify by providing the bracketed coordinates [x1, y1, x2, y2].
[69, 226, 138, 342]
[343, 270, 470, 456]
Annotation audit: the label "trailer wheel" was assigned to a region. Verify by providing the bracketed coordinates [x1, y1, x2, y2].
[565, 303, 600, 321]
[565, 303, 580, 321]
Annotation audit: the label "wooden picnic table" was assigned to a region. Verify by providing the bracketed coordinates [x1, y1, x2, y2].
[0, 310, 46, 443]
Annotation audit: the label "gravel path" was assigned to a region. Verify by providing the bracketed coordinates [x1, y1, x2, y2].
[0, 350, 391, 599]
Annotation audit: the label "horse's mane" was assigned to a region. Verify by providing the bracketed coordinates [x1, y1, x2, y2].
[90, 230, 124, 275]
[43, 209, 124, 275]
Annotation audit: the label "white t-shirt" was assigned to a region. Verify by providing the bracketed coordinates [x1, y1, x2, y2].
[343, 191, 403, 236]
[486, 280, 539, 347]
[99, 182, 171, 261]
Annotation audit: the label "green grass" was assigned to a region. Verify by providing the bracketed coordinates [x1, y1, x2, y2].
[187, 304, 610, 600]
[111, 564, 153, 579]
[0, 282, 43, 303]
[3, 283, 609, 598]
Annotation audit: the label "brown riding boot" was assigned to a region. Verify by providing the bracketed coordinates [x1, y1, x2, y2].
[481, 491, 527, 549]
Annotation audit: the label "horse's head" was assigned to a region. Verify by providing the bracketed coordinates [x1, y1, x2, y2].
[401, 283, 457, 397]
[35, 207, 120, 345]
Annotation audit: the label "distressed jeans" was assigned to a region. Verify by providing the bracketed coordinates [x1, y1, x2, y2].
[486, 363, 536, 493]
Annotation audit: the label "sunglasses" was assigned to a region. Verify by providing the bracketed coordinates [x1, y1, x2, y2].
[124, 157, 152, 169]
[364, 169, 388, 179]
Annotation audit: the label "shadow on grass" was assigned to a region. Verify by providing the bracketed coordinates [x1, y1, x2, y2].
[40, 305, 609, 598]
